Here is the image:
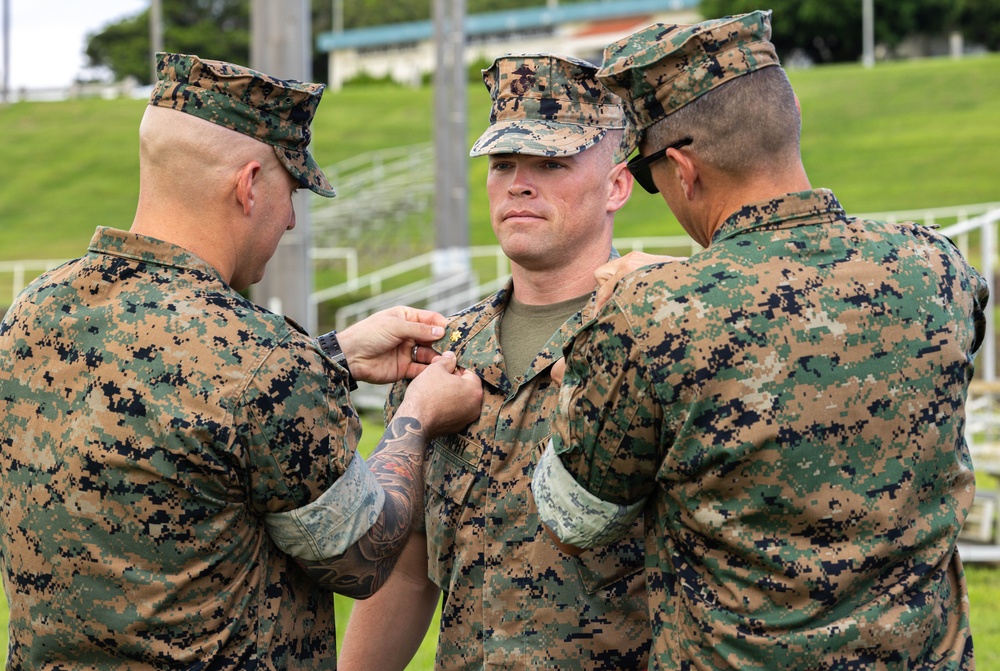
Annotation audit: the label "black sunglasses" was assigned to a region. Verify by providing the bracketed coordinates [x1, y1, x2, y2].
[627, 137, 693, 194]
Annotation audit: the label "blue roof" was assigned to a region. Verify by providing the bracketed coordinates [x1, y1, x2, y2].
[317, 0, 699, 52]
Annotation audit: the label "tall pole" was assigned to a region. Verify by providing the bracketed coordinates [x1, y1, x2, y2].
[333, 0, 343, 33]
[150, 0, 163, 83]
[250, 0, 317, 334]
[862, 0, 874, 68]
[432, 0, 470, 284]
[2, 0, 10, 104]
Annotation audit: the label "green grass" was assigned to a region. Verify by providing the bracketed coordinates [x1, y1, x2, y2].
[792, 57, 1000, 214]
[3, 54, 1000, 264]
[968, 564, 1000, 669]
[3, 54, 1000, 667]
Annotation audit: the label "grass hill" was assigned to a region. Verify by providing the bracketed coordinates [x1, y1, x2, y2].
[1, 53, 999, 265]
[1, 53, 1000, 670]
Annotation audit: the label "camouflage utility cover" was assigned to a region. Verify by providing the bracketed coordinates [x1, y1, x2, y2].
[470, 53, 625, 158]
[385, 281, 650, 670]
[597, 11, 779, 161]
[150, 52, 336, 197]
[540, 190, 987, 670]
[0, 227, 361, 668]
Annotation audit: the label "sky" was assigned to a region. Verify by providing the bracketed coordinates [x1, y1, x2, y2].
[2, 0, 148, 90]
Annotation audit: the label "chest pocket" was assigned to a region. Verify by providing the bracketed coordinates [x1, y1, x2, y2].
[570, 516, 646, 594]
[424, 433, 484, 587]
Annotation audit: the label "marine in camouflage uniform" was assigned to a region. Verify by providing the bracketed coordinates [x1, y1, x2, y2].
[338, 54, 650, 670]
[0, 53, 481, 669]
[1, 229, 352, 668]
[533, 13, 988, 670]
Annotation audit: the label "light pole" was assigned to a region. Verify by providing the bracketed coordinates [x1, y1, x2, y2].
[150, 0, 163, 82]
[862, 0, 874, 68]
[2, 0, 10, 103]
[432, 0, 470, 285]
[250, 0, 317, 333]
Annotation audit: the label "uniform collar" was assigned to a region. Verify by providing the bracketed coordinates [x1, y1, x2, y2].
[712, 189, 846, 246]
[87, 226, 226, 283]
[437, 279, 589, 395]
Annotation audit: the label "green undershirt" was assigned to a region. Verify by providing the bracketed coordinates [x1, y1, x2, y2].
[499, 292, 590, 382]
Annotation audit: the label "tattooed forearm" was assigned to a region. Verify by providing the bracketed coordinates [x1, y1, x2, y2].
[297, 415, 427, 599]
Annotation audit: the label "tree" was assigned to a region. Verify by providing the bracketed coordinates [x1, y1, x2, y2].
[698, 0, 964, 63]
[86, 0, 250, 84]
[84, 12, 157, 83]
[958, 0, 1000, 51]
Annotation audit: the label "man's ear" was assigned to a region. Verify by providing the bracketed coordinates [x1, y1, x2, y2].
[234, 160, 263, 216]
[606, 161, 633, 214]
[668, 148, 698, 201]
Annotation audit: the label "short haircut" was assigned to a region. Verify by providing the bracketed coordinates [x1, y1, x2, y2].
[645, 66, 801, 177]
[592, 128, 624, 167]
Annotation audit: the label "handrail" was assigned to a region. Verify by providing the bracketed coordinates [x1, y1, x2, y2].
[311, 236, 695, 310]
[0, 259, 69, 304]
[308, 207, 999, 381]
[3, 206, 997, 382]
[944, 208, 1000, 381]
[855, 201, 1000, 225]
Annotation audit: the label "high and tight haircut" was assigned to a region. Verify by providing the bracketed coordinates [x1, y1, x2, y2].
[645, 65, 801, 177]
[586, 128, 624, 168]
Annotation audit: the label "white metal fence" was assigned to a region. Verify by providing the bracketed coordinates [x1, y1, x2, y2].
[308, 203, 1000, 380]
[0, 259, 69, 304]
[4, 203, 999, 380]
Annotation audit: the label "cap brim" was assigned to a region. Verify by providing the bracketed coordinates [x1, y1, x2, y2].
[470, 119, 608, 157]
[274, 146, 337, 198]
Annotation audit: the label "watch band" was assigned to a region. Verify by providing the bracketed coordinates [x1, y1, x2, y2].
[317, 331, 358, 391]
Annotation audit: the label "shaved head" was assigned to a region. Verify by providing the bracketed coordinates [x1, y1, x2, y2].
[137, 106, 282, 211]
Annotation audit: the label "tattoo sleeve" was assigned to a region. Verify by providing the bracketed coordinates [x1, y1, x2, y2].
[296, 415, 426, 599]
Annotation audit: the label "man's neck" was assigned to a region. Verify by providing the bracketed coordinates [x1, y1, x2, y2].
[703, 165, 812, 244]
[509, 259, 604, 306]
[130, 207, 237, 285]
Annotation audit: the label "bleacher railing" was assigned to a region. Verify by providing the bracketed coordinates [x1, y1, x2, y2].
[310, 203, 1000, 380]
[4, 203, 998, 381]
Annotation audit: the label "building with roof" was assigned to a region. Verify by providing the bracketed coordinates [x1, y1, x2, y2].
[316, 0, 701, 90]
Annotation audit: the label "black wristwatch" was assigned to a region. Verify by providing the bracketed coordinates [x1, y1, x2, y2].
[317, 331, 358, 391]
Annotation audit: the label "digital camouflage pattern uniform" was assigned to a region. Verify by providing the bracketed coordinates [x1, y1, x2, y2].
[536, 191, 987, 670]
[534, 12, 988, 671]
[381, 53, 650, 670]
[386, 281, 649, 670]
[0, 54, 374, 669]
[470, 53, 628, 157]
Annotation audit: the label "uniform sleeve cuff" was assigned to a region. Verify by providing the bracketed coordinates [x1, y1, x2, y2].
[532, 439, 645, 548]
[265, 452, 385, 561]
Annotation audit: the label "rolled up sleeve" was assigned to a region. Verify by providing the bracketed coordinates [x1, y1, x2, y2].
[534, 296, 661, 546]
[265, 452, 385, 560]
[533, 440, 645, 548]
